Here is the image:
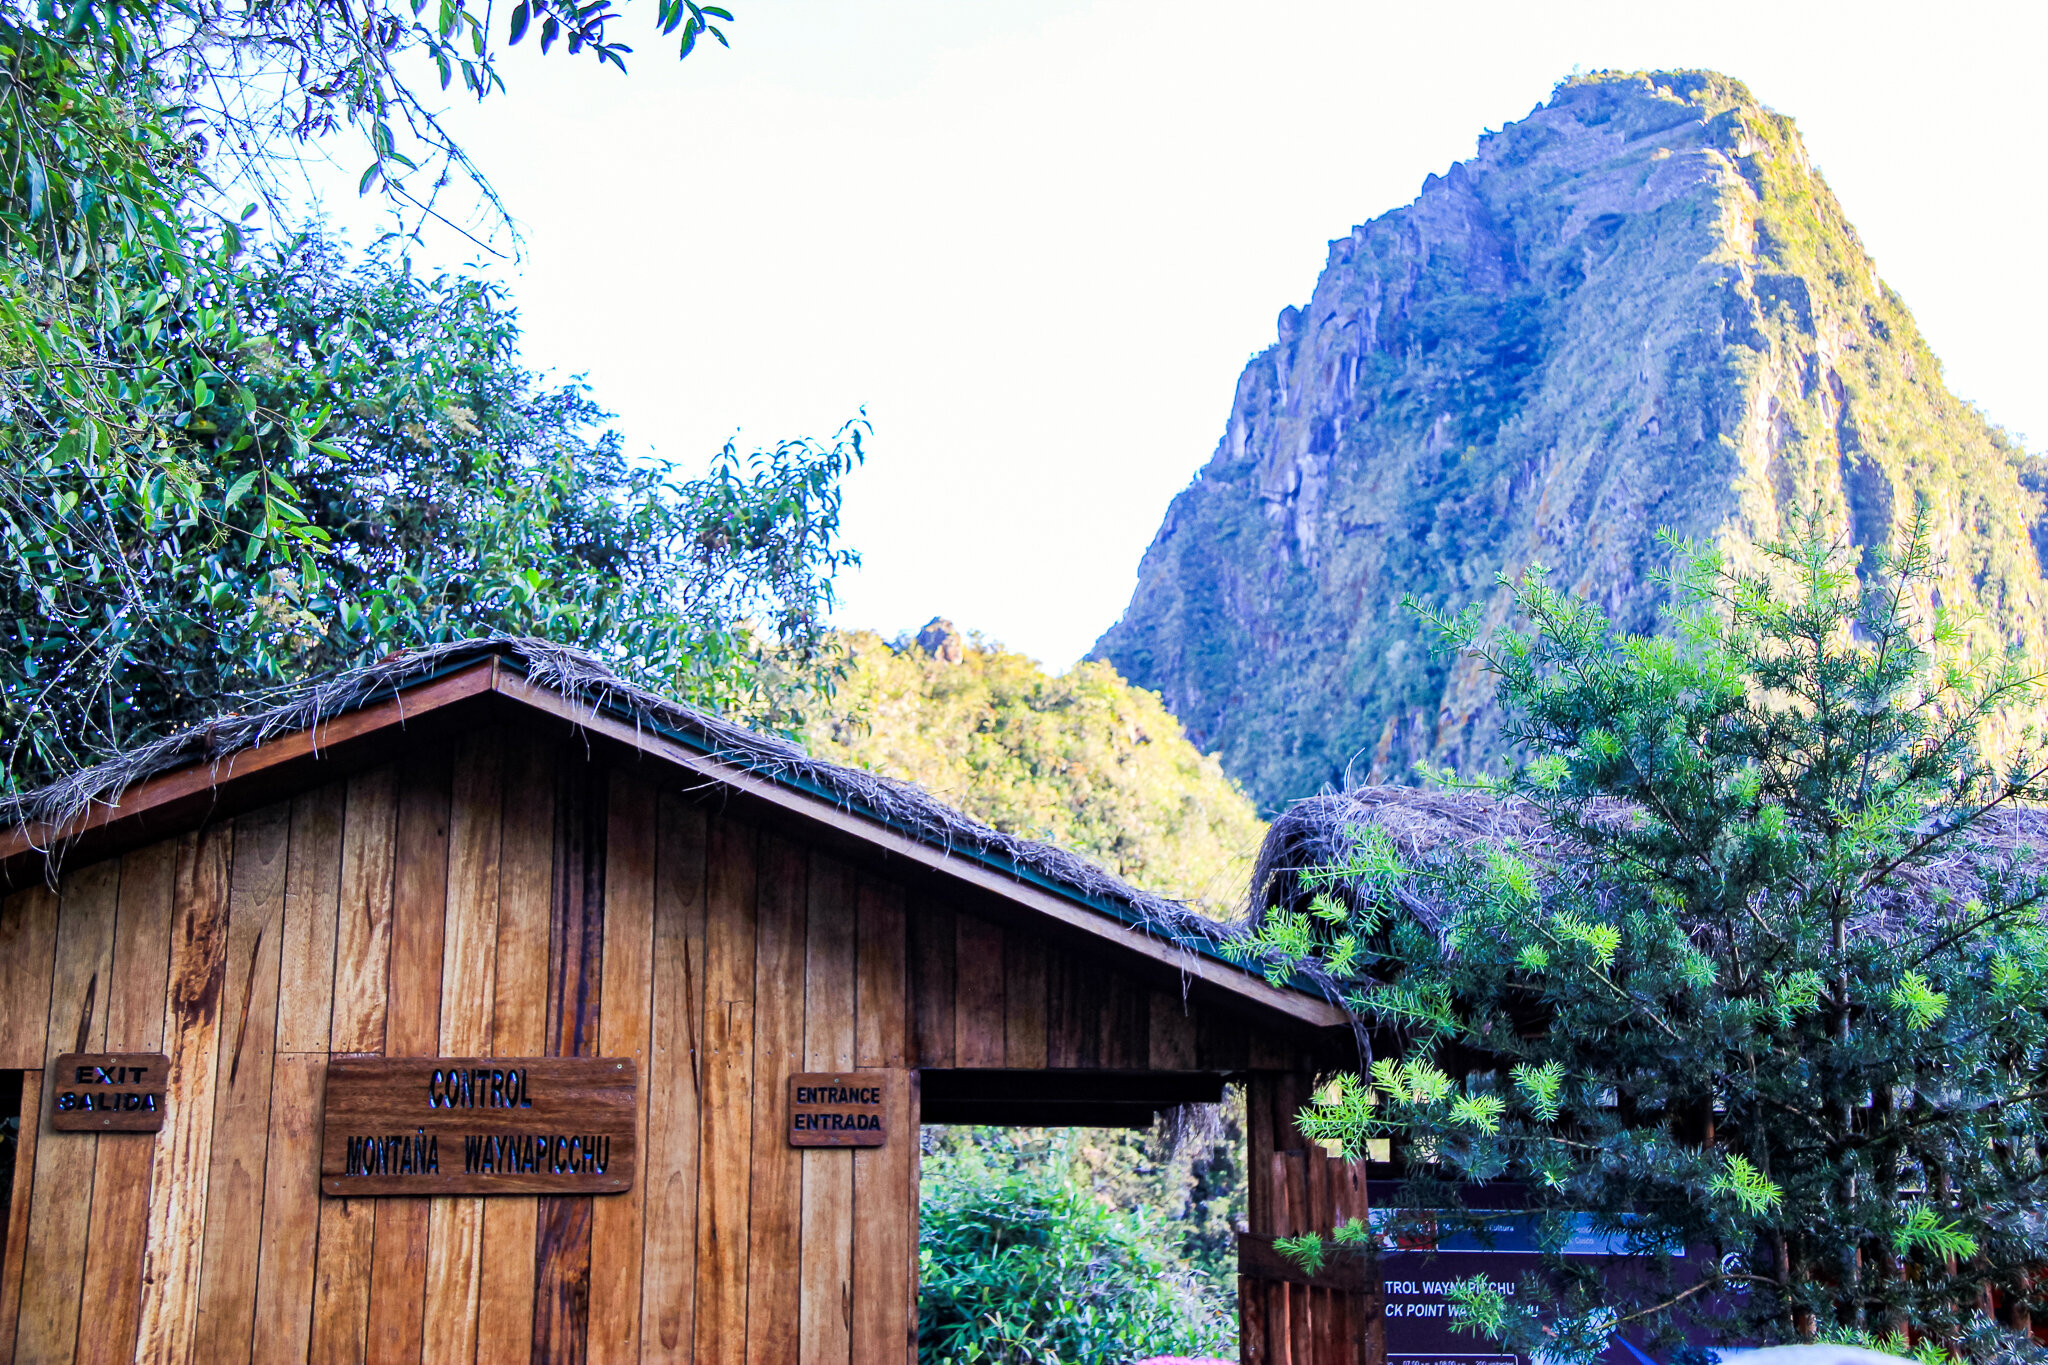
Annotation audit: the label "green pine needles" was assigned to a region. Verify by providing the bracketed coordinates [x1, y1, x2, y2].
[1238, 505, 2048, 1361]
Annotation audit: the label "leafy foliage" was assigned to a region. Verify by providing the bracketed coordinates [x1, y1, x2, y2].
[0, 0, 859, 794]
[805, 626, 1266, 915]
[3, 231, 863, 793]
[918, 1120, 1240, 1364]
[1240, 509, 2048, 1359]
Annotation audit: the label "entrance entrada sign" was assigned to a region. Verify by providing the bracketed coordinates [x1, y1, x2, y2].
[788, 1072, 889, 1147]
[320, 1056, 637, 1196]
[50, 1052, 171, 1132]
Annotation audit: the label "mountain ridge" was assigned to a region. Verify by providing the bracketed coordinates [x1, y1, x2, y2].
[1095, 69, 2047, 810]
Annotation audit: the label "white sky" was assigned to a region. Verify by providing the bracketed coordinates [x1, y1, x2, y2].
[310, 0, 2046, 669]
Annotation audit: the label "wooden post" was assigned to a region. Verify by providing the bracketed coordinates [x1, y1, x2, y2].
[1240, 1069, 1379, 1365]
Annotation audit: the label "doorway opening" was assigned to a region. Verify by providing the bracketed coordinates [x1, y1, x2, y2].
[917, 1069, 1246, 1364]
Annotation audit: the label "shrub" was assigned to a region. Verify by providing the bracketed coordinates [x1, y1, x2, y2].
[919, 1127, 1235, 1364]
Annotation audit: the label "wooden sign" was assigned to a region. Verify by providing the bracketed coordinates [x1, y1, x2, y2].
[49, 1053, 170, 1132]
[788, 1071, 889, 1147]
[320, 1056, 637, 1196]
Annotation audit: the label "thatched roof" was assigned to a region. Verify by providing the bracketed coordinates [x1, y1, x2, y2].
[1251, 785, 2048, 936]
[1, 637, 1295, 986]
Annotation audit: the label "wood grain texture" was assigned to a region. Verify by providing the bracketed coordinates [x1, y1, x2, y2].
[746, 833, 808, 1365]
[535, 751, 607, 1365]
[1102, 968, 1146, 1070]
[851, 1069, 918, 1365]
[307, 1193, 374, 1365]
[106, 841, 176, 1052]
[1148, 988, 1198, 1071]
[798, 854, 857, 1365]
[422, 731, 505, 1365]
[1001, 931, 1047, 1070]
[854, 883, 906, 1072]
[277, 783, 345, 1053]
[545, 750, 606, 1061]
[0, 1069, 41, 1365]
[476, 732, 555, 1365]
[135, 822, 234, 1365]
[694, 815, 757, 1363]
[641, 793, 707, 1364]
[73, 837, 179, 1363]
[1045, 947, 1096, 1068]
[312, 777, 392, 1365]
[907, 899, 954, 1069]
[1197, 1001, 1252, 1071]
[17, 856, 119, 1365]
[367, 753, 452, 1365]
[384, 751, 452, 1060]
[851, 878, 913, 1365]
[193, 801, 291, 1364]
[249, 1053, 323, 1363]
[588, 769, 655, 1365]
[367, 1200, 430, 1365]
[331, 767, 398, 1054]
[953, 914, 1004, 1068]
[0, 885, 58, 1068]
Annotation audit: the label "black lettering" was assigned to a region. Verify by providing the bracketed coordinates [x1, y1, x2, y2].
[594, 1136, 610, 1175]
[143, 1094, 157, 1112]
[75, 1067, 93, 1084]
[427, 1135, 440, 1174]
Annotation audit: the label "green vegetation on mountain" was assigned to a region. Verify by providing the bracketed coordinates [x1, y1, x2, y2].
[805, 621, 1267, 915]
[1098, 69, 2048, 810]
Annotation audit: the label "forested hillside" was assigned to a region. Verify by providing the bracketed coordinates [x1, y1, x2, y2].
[1098, 70, 2048, 808]
[805, 620, 1266, 916]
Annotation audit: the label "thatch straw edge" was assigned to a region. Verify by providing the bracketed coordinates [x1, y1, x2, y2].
[2, 637, 1303, 991]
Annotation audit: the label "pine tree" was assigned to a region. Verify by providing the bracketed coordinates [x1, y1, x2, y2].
[1238, 507, 2048, 1362]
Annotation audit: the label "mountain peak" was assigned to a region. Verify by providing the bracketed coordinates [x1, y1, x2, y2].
[1096, 72, 2042, 809]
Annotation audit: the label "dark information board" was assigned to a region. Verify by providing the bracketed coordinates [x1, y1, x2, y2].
[788, 1071, 889, 1147]
[320, 1056, 637, 1196]
[49, 1052, 170, 1132]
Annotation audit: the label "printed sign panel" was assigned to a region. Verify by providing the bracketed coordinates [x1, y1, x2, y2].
[788, 1071, 889, 1147]
[320, 1056, 637, 1196]
[49, 1052, 170, 1132]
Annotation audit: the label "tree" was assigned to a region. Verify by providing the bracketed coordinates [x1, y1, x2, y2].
[0, 0, 862, 796]
[1236, 508, 2048, 1361]
[3, 232, 862, 793]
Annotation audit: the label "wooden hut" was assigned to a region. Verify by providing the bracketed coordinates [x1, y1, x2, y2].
[0, 639, 1372, 1364]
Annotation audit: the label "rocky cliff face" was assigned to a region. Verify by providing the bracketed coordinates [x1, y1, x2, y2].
[1095, 70, 2048, 809]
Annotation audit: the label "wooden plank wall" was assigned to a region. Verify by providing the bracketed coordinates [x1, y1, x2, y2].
[0, 733, 932, 1365]
[0, 727, 1323, 1365]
